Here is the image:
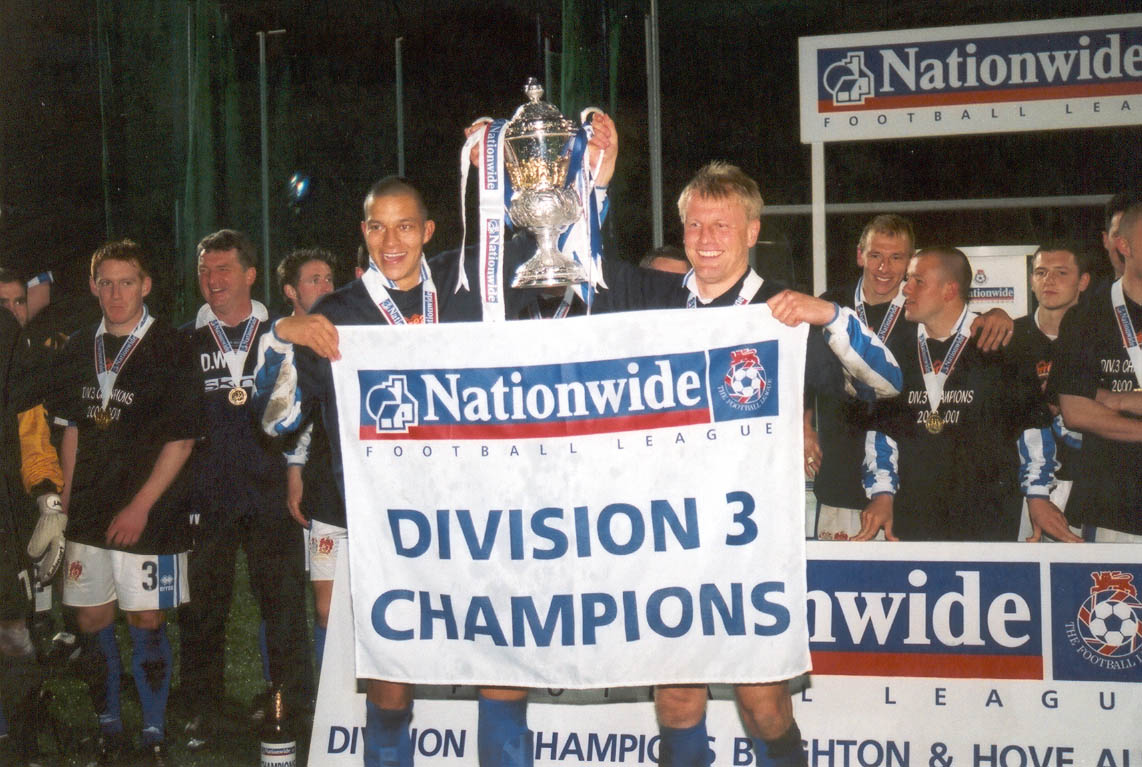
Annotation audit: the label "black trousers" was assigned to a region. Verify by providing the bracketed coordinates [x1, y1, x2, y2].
[178, 511, 312, 713]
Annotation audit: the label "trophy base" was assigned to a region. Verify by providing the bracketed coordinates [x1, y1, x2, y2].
[511, 257, 588, 289]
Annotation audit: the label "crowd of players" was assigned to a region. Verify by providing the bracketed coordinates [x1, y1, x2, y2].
[0, 110, 1139, 767]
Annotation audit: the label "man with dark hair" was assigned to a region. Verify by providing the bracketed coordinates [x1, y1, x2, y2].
[178, 229, 313, 750]
[639, 245, 689, 274]
[1009, 242, 1091, 542]
[277, 249, 336, 317]
[859, 246, 1053, 543]
[44, 239, 199, 764]
[1102, 193, 1140, 280]
[805, 217, 1013, 540]
[0, 270, 28, 328]
[275, 248, 338, 676]
[1048, 202, 1142, 542]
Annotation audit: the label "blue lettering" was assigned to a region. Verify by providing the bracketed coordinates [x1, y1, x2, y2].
[511, 595, 575, 647]
[419, 591, 459, 639]
[751, 582, 790, 636]
[651, 497, 700, 551]
[582, 593, 618, 644]
[700, 582, 746, 635]
[531, 508, 568, 559]
[464, 596, 507, 645]
[598, 503, 644, 555]
[372, 590, 414, 640]
[725, 491, 757, 545]
[647, 587, 693, 638]
[389, 509, 430, 557]
[457, 509, 500, 559]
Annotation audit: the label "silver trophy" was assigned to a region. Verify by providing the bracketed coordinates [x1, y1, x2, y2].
[505, 78, 588, 288]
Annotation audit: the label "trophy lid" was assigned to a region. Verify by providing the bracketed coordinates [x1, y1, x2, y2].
[504, 78, 577, 140]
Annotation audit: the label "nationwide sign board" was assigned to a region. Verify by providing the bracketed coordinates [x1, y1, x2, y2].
[799, 13, 1142, 142]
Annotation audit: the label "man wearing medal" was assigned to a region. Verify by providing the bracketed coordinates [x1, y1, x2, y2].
[44, 240, 200, 763]
[858, 246, 1054, 543]
[803, 216, 1016, 541]
[178, 229, 313, 749]
[1048, 201, 1142, 542]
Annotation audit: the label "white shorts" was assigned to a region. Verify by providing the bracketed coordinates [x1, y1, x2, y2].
[814, 503, 885, 541]
[62, 541, 189, 612]
[309, 520, 347, 582]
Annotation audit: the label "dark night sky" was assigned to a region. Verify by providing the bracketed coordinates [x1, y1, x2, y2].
[1, 0, 1139, 319]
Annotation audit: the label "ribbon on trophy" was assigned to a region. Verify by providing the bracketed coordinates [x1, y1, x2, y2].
[456, 107, 608, 322]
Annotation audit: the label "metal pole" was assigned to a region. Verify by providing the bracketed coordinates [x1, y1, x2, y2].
[544, 37, 553, 100]
[96, 0, 113, 238]
[645, 4, 663, 249]
[811, 142, 826, 296]
[258, 30, 271, 303]
[257, 29, 285, 303]
[395, 37, 405, 177]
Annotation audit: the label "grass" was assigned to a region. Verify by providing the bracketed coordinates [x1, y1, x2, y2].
[26, 550, 313, 766]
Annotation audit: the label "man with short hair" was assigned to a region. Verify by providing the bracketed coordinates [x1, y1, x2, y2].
[1102, 193, 1139, 281]
[859, 247, 1053, 543]
[1009, 243, 1090, 542]
[803, 216, 1013, 540]
[0, 270, 28, 328]
[257, 175, 543, 767]
[1048, 202, 1142, 541]
[275, 248, 339, 674]
[178, 230, 313, 749]
[45, 240, 199, 764]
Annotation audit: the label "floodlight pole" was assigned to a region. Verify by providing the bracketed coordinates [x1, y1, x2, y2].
[645, 0, 663, 249]
[396, 37, 405, 177]
[258, 28, 286, 303]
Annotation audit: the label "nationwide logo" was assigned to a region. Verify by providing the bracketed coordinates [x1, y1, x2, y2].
[806, 560, 1043, 679]
[817, 28, 1142, 111]
[970, 286, 1015, 302]
[1051, 564, 1142, 682]
[357, 342, 780, 440]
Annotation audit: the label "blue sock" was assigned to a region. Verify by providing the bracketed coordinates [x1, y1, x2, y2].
[314, 624, 327, 675]
[0, 697, 7, 737]
[95, 625, 123, 734]
[751, 722, 806, 767]
[364, 700, 412, 767]
[659, 717, 712, 766]
[129, 625, 171, 746]
[478, 696, 533, 767]
[259, 620, 271, 683]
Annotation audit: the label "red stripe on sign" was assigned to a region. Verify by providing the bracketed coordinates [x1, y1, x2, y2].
[810, 651, 1042, 679]
[359, 408, 711, 440]
[818, 80, 1142, 112]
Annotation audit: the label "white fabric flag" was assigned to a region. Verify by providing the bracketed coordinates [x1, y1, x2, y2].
[331, 305, 810, 688]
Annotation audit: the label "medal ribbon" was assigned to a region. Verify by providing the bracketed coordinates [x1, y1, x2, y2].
[206, 315, 261, 391]
[684, 268, 764, 309]
[362, 257, 438, 325]
[916, 305, 971, 421]
[855, 277, 906, 341]
[93, 306, 154, 410]
[1110, 279, 1142, 389]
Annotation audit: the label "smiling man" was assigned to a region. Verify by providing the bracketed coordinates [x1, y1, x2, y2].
[178, 229, 313, 750]
[859, 247, 1053, 543]
[46, 240, 199, 764]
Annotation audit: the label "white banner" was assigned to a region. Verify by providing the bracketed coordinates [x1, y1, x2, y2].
[799, 13, 1142, 142]
[330, 306, 810, 688]
[311, 542, 1142, 766]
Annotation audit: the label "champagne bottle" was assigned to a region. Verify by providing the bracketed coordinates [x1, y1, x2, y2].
[259, 688, 296, 767]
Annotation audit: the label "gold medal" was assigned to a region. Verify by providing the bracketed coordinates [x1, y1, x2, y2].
[228, 387, 248, 406]
[93, 407, 112, 429]
[924, 410, 944, 434]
